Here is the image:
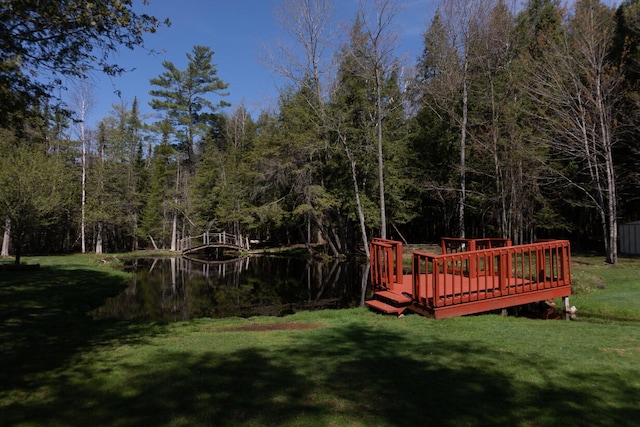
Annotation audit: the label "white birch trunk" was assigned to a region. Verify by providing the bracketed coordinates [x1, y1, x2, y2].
[81, 121, 86, 254]
[170, 211, 178, 252]
[1, 218, 10, 257]
[341, 134, 370, 258]
[95, 221, 103, 254]
[459, 58, 468, 239]
[375, 66, 387, 240]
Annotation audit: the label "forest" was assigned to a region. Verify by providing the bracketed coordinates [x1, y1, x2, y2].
[1, 0, 640, 265]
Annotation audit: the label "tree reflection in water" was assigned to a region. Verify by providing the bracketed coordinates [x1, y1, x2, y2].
[91, 256, 368, 322]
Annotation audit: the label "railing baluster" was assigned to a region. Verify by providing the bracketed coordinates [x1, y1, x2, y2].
[374, 239, 571, 318]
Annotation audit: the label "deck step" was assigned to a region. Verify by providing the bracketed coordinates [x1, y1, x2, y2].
[365, 290, 412, 315]
[374, 290, 412, 305]
[365, 299, 408, 315]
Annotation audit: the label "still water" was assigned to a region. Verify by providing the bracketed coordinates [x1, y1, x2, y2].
[91, 255, 369, 322]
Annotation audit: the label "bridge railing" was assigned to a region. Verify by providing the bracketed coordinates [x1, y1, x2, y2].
[179, 232, 250, 252]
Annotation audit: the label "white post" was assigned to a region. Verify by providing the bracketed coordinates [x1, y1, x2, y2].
[563, 296, 570, 320]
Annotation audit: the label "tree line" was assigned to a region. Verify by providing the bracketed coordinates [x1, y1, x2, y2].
[1, 0, 640, 264]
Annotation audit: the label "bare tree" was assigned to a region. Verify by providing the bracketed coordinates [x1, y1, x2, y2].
[270, 0, 335, 104]
[354, 0, 403, 240]
[69, 81, 95, 253]
[526, 0, 622, 263]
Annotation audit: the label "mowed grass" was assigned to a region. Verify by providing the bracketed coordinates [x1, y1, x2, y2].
[1, 253, 639, 426]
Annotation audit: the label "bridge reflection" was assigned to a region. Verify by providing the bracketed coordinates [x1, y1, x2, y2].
[182, 254, 251, 278]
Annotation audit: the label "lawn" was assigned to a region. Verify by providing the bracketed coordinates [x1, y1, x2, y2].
[1, 253, 639, 426]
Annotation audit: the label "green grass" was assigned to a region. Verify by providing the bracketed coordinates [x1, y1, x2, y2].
[1, 253, 640, 426]
[570, 254, 640, 321]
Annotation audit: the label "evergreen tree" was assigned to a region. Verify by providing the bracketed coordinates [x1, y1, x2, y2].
[139, 121, 178, 250]
[194, 105, 255, 237]
[149, 45, 230, 169]
[87, 101, 146, 252]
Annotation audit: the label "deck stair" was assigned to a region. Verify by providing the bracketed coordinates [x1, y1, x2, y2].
[368, 237, 574, 319]
[365, 290, 412, 315]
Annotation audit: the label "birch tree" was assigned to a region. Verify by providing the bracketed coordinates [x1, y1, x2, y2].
[1, 219, 9, 258]
[272, 0, 335, 106]
[329, 16, 378, 256]
[69, 82, 95, 253]
[526, 0, 622, 263]
[355, 0, 402, 239]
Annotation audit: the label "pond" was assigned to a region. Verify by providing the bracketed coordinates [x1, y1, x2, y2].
[90, 255, 369, 322]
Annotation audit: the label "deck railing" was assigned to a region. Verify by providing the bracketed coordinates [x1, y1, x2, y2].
[412, 240, 572, 309]
[370, 238, 403, 290]
[441, 237, 512, 254]
[440, 238, 513, 278]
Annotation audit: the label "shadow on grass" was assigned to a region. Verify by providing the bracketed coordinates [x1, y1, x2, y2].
[1, 264, 639, 426]
[0, 265, 161, 396]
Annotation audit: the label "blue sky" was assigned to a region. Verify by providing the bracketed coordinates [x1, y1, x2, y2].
[72, 0, 437, 126]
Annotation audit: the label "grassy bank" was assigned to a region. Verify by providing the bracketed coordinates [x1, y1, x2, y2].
[1, 253, 639, 426]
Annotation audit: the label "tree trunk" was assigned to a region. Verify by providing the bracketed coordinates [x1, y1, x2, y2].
[342, 136, 370, 258]
[14, 242, 21, 265]
[170, 211, 178, 252]
[459, 58, 468, 239]
[81, 134, 86, 253]
[95, 221, 103, 254]
[375, 66, 387, 239]
[1, 218, 9, 257]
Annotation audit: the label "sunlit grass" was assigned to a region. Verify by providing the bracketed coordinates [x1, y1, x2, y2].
[1, 252, 639, 426]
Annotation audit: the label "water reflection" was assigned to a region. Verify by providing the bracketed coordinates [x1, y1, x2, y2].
[91, 255, 368, 322]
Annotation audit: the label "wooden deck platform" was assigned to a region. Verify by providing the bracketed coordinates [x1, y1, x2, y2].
[367, 238, 573, 319]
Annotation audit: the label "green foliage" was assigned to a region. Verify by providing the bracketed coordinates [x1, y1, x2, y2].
[0, 0, 168, 129]
[139, 141, 178, 249]
[86, 101, 147, 252]
[327, 13, 414, 243]
[193, 106, 257, 234]
[149, 45, 230, 166]
[0, 130, 72, 263]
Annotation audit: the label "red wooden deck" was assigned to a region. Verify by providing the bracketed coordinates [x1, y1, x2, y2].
[367, 238, 573, 319]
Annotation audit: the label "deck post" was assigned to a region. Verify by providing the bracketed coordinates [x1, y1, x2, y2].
[499, 252, 507, 294]
[395, 241, 403, 285]
[468, 240, 477, 278]
[562, 296, 570, 320]
[537, 247, 546, 285]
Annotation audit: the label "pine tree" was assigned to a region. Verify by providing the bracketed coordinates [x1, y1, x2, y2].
[149, 45, 230, 170]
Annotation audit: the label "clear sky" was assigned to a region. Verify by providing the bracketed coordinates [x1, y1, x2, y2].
[70, 0, 438, 127]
